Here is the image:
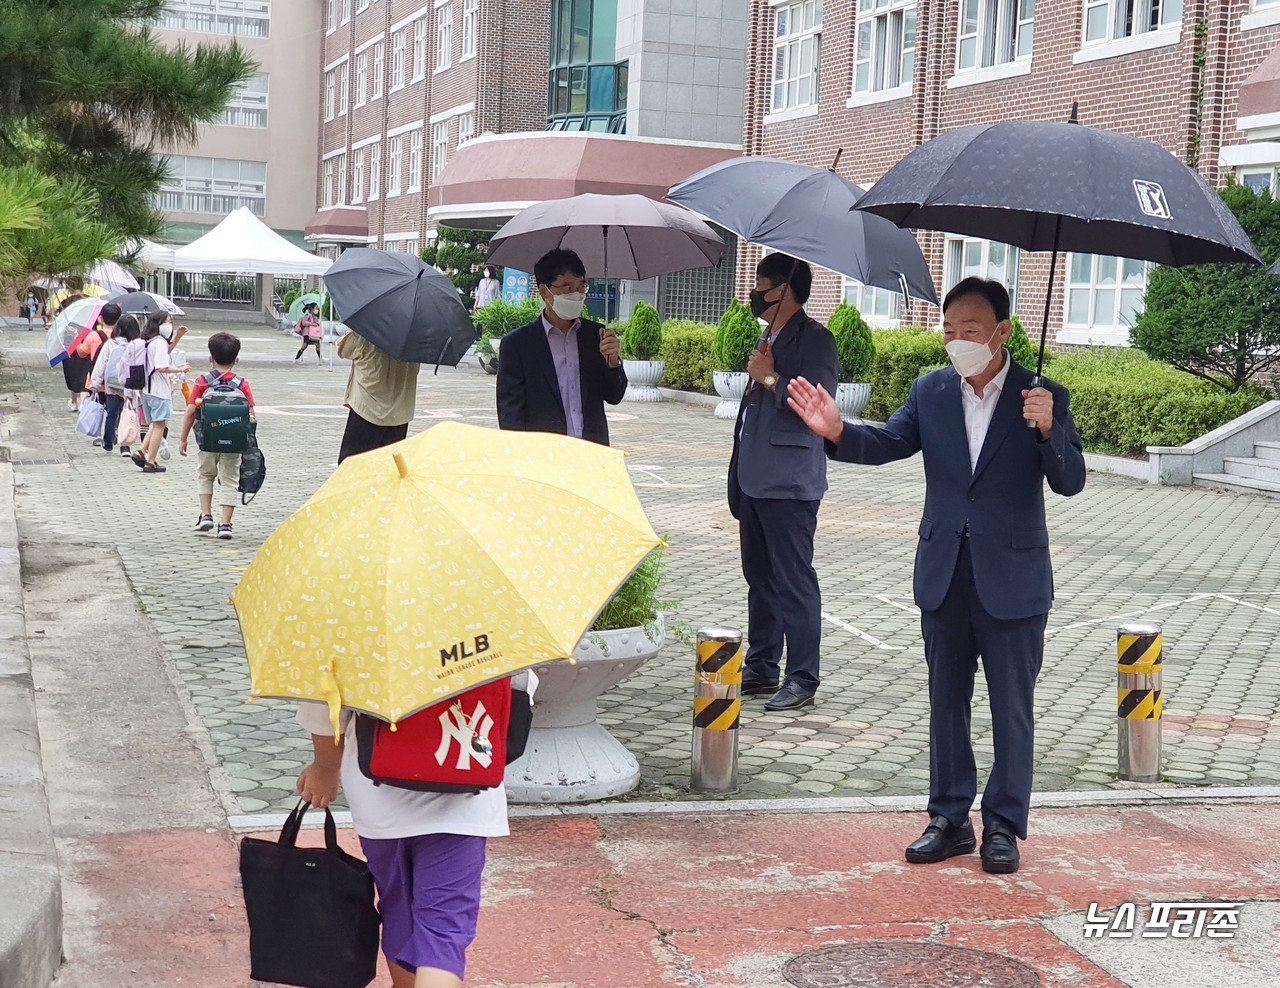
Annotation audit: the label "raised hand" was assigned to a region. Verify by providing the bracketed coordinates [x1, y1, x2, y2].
[787, 376, 843, 444]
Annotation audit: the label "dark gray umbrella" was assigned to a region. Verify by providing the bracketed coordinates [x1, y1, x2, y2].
[666, 154, 939, 305]
[855, 109, 1262, 377]
[105, 290, 184, 315]
[324, 248, 474, 365]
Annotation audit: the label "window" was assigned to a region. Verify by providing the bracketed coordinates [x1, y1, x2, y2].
[369, 142, 381, 200]
[222, 71, 269, 127]
[1239, 167, 1278, 194]
[163, 0, 272, 36]
[405, 239, 419, 257]
[408, 129, 423, 191]
[339, 66, 349, 115]
[341, 0, 351, 23]
[436, 5, 453, 72]
[323, 158, 335, 207]
[432, 122, 448, 181]
[854, 0, 916, 95]
[772, 0, 823, 111]
[352, 148, 365, 203]
[358, 0, 369, 10]
[1065, 253, 1149, 333]
[387, 136, 402, 196]
[373, 43, 385, 98]
[324, 71, 335, 120]
[355, 52, 367, 106]
[844, 276, 901, 327]
[337, 153, 347, 204]
[462, 0, 477, 58]
[945, 237, 1019, 309]
[457, 111, 474, 145]
[326, 0, 336, 31]
[391, 30, 406, 89]
[1083, 0, 1182, 44]
[413, 19, 428, 80]
[957, 0, 1034, 70]
[546, 0, 629, 133]
[156, 155, 267, 216]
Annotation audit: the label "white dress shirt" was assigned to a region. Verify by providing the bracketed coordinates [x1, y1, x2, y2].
[959, 349, 1012, 472]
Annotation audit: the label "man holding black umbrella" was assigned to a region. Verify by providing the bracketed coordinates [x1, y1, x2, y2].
[788, 278, 1085, 874]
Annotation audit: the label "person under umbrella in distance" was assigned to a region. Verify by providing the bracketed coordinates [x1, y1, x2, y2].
[786, 278, 1085, 874]
[495, 249, 626, 446]
[729, 254, 839, 712]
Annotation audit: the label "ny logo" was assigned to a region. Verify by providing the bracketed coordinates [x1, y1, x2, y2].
[435, 700, 495, 770]
[1133, 180, 1172, 220]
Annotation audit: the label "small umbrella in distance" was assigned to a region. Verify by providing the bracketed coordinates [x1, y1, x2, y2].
[324, 248, 475, 366]
[47, 297, 103, 366]
[667, 151, 939, 305]
[855, 104, 1261, 381]
[107, 290, 184, 315]
[288, 292, 326, 322]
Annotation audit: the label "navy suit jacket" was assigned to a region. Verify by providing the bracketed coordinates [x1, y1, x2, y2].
[728, 312, 840, 517]
[495, 317, 628, 446]
[829, 359, 1086, 620]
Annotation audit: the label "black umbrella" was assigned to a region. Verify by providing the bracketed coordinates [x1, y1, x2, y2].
[105, 290, 184, 315]
[855, 106, 1261, 382]
[667, 152, 938, 305]
[324, 249, 475, 366]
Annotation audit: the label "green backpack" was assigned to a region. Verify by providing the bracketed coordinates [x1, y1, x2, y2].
[195, 371, 252, 454]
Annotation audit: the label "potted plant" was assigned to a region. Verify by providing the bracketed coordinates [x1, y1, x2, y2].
[829, 300, 875, 422]
[505, 546, 670, 804]
[712, 298, 759, 419]
[621, 301, 664, 402]
[473, 296, 543, 374]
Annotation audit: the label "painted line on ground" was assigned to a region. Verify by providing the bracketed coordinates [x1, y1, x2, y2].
[1215, 594, 1280, 618]
[1046, 593, 1216, 636]
[821, 611, 907, 651]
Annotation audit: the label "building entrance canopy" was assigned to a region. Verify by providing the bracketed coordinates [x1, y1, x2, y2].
[426, 131, 739, 230]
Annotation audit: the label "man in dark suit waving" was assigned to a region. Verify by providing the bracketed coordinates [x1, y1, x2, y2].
[730, 254, 840, 712]
[787, 278, 1085, 874]
[496, 248, 627, 446]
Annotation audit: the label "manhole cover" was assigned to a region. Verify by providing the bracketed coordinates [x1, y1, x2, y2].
[9, 458, 66, 466]
[783, 942, 1041, 987]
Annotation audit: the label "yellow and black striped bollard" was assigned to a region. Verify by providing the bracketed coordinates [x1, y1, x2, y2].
[691, 627, 742, 793]
[1117, 621, 1163, 783]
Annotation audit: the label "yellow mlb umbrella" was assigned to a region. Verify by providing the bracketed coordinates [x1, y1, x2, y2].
[231, 421, 663, 737]
[48, 283, 109, 310]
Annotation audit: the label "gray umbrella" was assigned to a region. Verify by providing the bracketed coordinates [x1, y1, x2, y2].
[486, 193, 725, 280]
[855, 109, 1262, 376]
[666, 154, 939, 304]
[324, 249, 474, 366]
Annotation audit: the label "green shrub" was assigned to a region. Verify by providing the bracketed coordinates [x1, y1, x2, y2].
[865, 326, 949, 420]
[658, 321, 717, 392]
[1008, 314, 1042, 371]
[828, 301, 874, 381]
[714, 298, 760, 371]
[281, 288, 301, 312]
[1048, 349, 1271, 454]
[592, 544, 672, 638]
[622, 301, 662, 360]
[473, 296, 543, 355]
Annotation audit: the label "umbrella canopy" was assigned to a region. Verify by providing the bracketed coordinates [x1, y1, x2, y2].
[667, 156, 939, 304]
[47, 298, 103, 365]
[324, 248, 475, 365]
[86, 259, 140, 294]
[48, 284, 109, 310]
[486, 193, 725, 280]
[288, 292, 326, 322]
[230, 421, 663, 735]
[855, 120, 1260, 267]
[106, 290, 184, 315]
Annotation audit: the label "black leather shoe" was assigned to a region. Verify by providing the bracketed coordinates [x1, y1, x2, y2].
[740, 674, 780, 697]
[904, 815, 976, 864]
[763, 682, 816, 710]
[980, 831, 1020, 874]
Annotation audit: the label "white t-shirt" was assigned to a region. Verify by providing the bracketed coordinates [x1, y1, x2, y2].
[294, 680, 533, 840]
[144, 336, 172, 400]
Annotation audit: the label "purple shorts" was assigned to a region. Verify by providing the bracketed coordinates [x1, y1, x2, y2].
[359, 833, 487, 979]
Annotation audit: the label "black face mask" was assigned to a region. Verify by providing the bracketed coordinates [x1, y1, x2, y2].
[749, 289, 779, 320]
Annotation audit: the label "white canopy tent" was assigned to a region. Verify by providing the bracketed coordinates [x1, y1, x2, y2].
[131, 239, 178, 270]
[172, 207, 332, 275]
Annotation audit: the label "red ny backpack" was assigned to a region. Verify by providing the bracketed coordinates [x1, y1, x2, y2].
[355, 679, 533, 793]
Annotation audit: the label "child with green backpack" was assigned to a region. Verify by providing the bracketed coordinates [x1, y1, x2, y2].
[179, 332, 256, 539]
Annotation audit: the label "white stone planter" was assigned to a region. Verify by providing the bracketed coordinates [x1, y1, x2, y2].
[505, 614, 665, 803]
[622, 359, 664, 402]
[712, 370, 748, 420]
[836, 382, 872, 423]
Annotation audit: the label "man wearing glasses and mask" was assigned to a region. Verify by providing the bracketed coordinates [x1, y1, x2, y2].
[729, 253, 839, 712]
[497, 248, 627, 447]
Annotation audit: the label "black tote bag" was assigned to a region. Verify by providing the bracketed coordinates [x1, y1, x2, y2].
[239, 801, 381, 988]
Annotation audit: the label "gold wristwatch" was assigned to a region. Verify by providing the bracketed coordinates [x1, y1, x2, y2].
[763, 374, 778, 391]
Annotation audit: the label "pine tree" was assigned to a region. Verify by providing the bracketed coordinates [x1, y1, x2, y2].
[421, 227, 493, 308]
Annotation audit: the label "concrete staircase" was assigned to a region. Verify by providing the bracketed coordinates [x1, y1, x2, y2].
[1194, 440, 1280, 498]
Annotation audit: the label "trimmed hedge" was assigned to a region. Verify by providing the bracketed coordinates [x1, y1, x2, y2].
[829, 301, 874, 381]
[715, 298, 759, 371]
[1046, 349, 1271, 455]
[623, 301, 662, 360]
[659, 320, 717, 392]
[865, 326, 948, 421]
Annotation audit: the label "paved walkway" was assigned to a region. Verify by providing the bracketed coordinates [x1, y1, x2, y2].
[2, 324, 1279, 819]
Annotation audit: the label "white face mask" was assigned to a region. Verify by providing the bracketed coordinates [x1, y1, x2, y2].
[547, 291, 586, 321]
[944, 327, 999, 379]
[160, 323, 174, 341]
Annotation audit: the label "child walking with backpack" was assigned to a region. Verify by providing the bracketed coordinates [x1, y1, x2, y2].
[89, 304, 134, 453]
[179, 332, 255, 539]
